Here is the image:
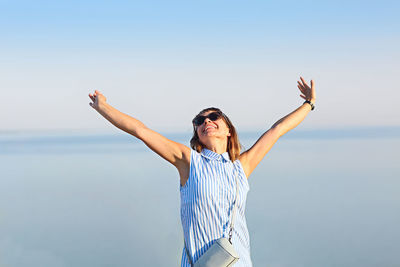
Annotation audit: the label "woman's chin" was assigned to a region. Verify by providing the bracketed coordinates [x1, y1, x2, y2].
[201, 131, 216, 137]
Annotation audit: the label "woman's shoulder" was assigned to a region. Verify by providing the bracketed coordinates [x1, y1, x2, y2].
[190, 148, 205, 164]
[234, 158, 249, 181]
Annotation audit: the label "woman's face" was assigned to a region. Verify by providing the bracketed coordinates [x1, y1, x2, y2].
[195, 110, 231, 142]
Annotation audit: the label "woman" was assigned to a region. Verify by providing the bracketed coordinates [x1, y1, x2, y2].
[88, 77, 316, 266]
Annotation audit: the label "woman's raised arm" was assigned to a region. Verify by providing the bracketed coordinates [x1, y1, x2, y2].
[239, 77, 316, 178]
[88, 90, 191, 172]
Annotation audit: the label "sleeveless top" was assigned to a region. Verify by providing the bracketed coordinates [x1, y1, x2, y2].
[180, 148, 252, 267]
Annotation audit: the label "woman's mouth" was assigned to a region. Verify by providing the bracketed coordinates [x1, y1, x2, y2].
[204, 125, 217, 132]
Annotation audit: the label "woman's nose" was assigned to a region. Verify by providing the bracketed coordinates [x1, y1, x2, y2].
[204, 118, 212, 124]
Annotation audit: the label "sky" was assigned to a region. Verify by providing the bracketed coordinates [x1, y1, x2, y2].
[1, 0, 399, 133]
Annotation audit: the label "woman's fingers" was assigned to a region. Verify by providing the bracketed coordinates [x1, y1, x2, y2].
[89, 93, 95, 102]
[298, 76, 316, 101]
[89, 94, 96, 103]
[298, 85, 305, 94]
[300, 77, 309, 88]
[94, 90, 102, 96]
[298, 80, 308, 89]
[297, 82, 308, 96]
[89, 90, 106, 107]
[310, 80, 316, 101]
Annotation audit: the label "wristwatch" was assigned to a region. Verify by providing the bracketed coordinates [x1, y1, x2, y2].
[303, 100, 315, 111]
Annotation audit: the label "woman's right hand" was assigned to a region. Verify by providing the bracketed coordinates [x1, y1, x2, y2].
[297, 77, 316, 104]
[88, 90, 107, 111]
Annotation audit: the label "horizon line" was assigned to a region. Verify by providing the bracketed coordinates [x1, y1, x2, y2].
[1, 125, 400, 140]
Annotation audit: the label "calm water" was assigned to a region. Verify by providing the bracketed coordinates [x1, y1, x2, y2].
[1, 129, 399, 267]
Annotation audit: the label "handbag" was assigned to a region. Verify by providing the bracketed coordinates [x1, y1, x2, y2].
[184, 168, 240, 267]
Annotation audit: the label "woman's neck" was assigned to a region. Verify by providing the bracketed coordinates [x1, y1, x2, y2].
[203, 139, 228, 154]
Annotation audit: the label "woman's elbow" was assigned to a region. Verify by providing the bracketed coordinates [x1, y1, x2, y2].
[271, 124, 287, 138]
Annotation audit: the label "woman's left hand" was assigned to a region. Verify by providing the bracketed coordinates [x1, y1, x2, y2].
[297, 77, 316, 103]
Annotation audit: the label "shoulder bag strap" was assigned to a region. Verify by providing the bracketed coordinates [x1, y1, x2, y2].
[184, 240, 194, 267]
[228, 166, 239, 243]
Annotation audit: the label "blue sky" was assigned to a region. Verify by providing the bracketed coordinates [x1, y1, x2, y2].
[1, 0, 399, 132]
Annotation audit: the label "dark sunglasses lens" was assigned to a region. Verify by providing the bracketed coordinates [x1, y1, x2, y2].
[193, 112, 222, 126]
[193, 116, 206, 126]
[209, 112, 220, 121]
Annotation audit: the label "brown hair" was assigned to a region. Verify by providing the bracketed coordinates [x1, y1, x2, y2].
[190, 107, 242, 162]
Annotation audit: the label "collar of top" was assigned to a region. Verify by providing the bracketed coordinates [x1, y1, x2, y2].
[201, 148, 231, 162]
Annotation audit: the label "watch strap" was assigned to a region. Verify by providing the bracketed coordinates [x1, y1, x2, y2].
[303, 100, 315, 110]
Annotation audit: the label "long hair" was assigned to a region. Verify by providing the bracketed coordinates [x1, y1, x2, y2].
[190, 107, 242, 162]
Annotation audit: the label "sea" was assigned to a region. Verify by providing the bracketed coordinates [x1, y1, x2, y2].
[1, 127, 399, 267]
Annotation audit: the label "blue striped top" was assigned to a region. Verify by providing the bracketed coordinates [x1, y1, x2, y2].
[180, 148, 252, 266]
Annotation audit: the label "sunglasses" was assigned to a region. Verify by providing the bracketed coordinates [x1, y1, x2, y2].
[192, 111, 223, 126]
